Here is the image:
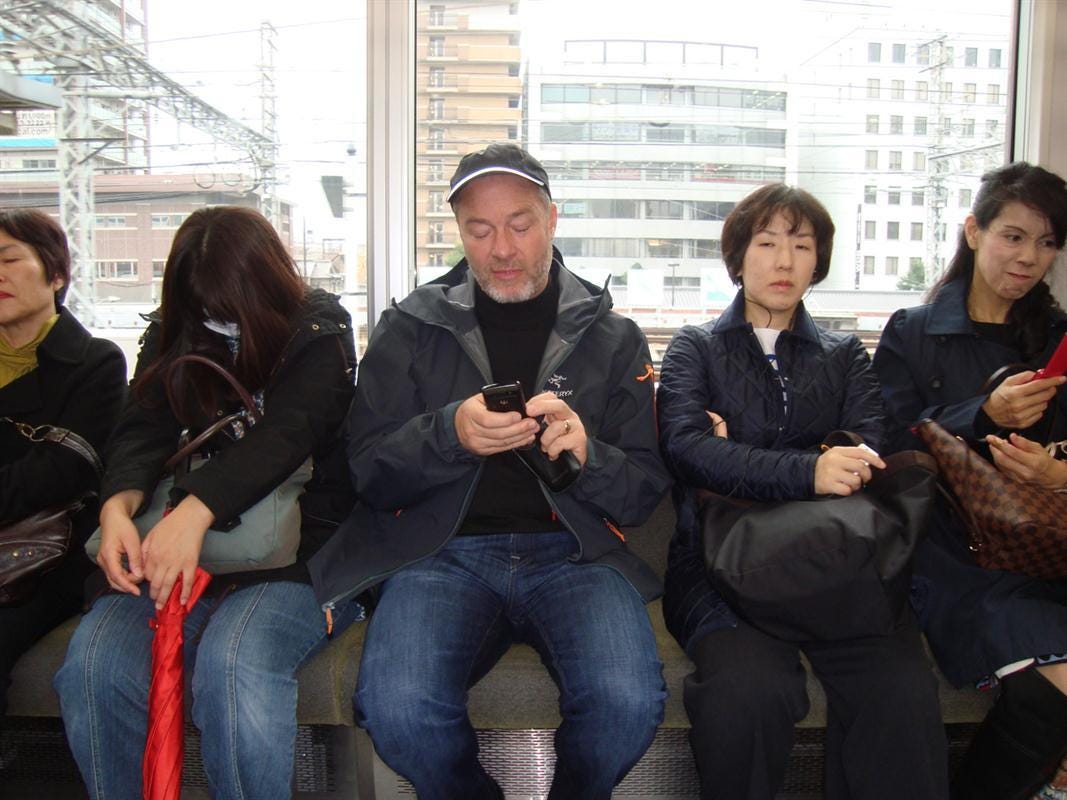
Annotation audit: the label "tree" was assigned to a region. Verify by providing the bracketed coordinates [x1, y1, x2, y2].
[897, 260, 926, 291]
[445, 243, 465, 267]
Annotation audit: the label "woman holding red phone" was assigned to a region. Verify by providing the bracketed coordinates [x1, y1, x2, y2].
[873, 162, 1067, 800]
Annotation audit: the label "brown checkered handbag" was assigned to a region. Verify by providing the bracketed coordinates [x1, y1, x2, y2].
[914, 418, 1067, 580]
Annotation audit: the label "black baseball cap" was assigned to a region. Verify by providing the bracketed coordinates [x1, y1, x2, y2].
[447, 143, 551, 203]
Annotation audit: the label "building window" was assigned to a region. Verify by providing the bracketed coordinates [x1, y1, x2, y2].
[507, 125, 518, 140]
[941, 116, 952, 136]
[889, 115, 903, 134]
[428, 36, 444, 57]
[95, 260, 137, 280]
[965, 47, 978, 67]
[917, 44, 930, 65]
[429, 67, 444, 87]
[886, 256, 899, 275]
[866, 114, 880, 134]
[912, 190, 925, 206]
[989, 48, 1002, 68]
[428, 222, 444, 244]
[914, 116, 927, 135]
[910, 257, 924, 276]
[151, 260, 166, 278]
[963, 83, 976, 103]
[944, 46, 955, 65]
[93, 214, 129, 228]
[888, 189, 901, 205]
[941, 81, 953, 102]
[428, 98, 444, 120]
[868, 42, 882, 63]
[151, 213, 186, 228]
[428, 191, 444, 213]
[864, 221, 877, 240]
[865, 150, 878, 170]
[961, 118, 975, 137]
[429, 5, 445, 25]
[427, 160, 444, 182]
[887, 221, 900, 240]
[889, 150, 902, 170]
[507, 64, 519, 77]
[891, 80, 904, 100]
[959, 188, 973, 208]
[892, 43, 906, 64]
[915, 81, 928, 102]
[986, 119, 1000, 139]
[644, 200, 683, 219]
[508, 95, 520, 109]
[913, 152, 927, 171]
[428, 127, 444, 151]
[987, 84, 1000, 104]
[867, 78, 880, 99]
[428, 252, 444, 267]
[911, 222, 924, 241]
[864, 185, 877, 204]
[864, 255, 875, 274]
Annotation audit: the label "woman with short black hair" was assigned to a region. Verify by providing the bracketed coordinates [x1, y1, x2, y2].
[659, 184, 948, 800]
[0, 209, 126, 720]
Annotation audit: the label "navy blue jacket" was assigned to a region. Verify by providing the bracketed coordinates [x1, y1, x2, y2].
[309, 252, 672, 613]
[872, 278, 1067, 684]
[658, 289, 884, 652]
[874, 277, 1067, 454]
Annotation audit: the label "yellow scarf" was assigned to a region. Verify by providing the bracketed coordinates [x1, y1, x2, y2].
[0, 314, 59, 389]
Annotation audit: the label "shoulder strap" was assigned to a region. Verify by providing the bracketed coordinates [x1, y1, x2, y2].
[1, 416, 103, 477]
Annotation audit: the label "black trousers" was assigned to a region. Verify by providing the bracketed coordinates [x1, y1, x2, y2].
[0, 554, 89, 720]
[683, 614, 949, 800]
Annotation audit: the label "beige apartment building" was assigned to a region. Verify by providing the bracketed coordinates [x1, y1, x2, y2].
[415, 0, 523, 284]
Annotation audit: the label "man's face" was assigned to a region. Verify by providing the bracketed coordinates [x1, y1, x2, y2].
[453, 172, 557, 303]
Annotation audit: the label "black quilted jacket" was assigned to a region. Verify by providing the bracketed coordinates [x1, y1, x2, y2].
[657, 289, 884, 652]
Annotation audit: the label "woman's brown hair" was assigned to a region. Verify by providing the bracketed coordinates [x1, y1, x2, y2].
[134, 206, 306, 424]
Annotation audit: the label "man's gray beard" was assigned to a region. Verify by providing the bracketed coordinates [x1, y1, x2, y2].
[481, 253, 552, 304]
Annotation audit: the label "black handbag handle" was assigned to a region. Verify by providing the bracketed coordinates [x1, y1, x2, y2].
[1, 416, 102, 477]
[161, 354, 262, 471]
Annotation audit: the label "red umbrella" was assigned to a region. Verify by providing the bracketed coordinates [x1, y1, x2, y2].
[143, 567, 213, 800]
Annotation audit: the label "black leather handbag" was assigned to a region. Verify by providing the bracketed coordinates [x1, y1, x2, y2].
[0, 417, 102, 606]
[702, 435, 938, 642]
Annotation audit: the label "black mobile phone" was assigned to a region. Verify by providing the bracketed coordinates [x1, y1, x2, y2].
[482, 381, 528, 416]
[480, 381, 581, 492]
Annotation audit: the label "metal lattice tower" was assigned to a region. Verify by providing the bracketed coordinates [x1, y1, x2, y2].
[259, 21, 279, 228]
[0, 0, 274, 324]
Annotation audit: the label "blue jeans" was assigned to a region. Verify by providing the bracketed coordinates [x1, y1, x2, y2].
[54, 581, 363, 800]
[355, 531, 666, 800]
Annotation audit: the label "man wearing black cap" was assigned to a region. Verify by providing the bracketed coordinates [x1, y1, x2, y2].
[310, 143, 672, 799]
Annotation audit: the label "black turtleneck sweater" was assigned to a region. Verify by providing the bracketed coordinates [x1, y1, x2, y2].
[459, 271, 564, 535]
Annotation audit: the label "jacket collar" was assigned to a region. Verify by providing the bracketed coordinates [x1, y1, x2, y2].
[924, 279, 974, 335]
[36, 307, 92, 365]
[712, 288, 821, 344]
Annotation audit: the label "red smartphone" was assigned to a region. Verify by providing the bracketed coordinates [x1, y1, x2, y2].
[1032, 336, 1067, 381]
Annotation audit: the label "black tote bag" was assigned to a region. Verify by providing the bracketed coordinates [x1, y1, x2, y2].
[702, 448, 937, 642]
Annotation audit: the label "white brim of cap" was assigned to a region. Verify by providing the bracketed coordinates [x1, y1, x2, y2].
[446, 166, 545, 202]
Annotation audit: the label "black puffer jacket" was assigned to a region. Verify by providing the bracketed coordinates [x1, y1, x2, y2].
[99, 288, 356, 588]
[657, 289, 884, 652]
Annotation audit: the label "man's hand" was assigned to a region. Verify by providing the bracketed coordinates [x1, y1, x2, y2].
[982, 372, 1065, 430]
[987, 431, 1067, 489]
[525, 392, 588, 466]
[455, 393, 539, 456]
[814, 445, 886, 496]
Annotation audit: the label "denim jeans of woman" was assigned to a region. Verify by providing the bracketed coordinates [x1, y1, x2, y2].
[54, 580, 363, 800]
[355, 531, 667, 800]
